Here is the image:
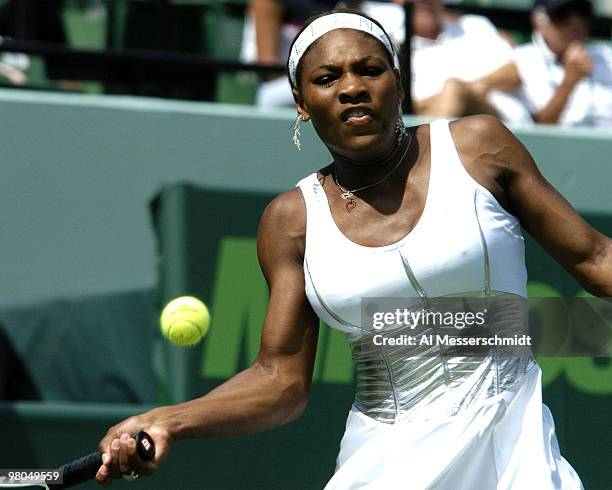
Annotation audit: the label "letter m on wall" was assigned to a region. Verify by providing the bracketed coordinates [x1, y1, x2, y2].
[201, 237, 268, 378]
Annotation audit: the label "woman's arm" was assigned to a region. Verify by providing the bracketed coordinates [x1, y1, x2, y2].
[452, 115, 612, 296]
[96, 189, 318, 485]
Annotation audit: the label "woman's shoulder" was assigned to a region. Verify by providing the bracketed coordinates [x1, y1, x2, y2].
[259, 188, 307, 246]
[450, 113, 508, 136]
[449, 115, 515, 160]
[448, 115, 524, 212]
[257, 188, 307, 275]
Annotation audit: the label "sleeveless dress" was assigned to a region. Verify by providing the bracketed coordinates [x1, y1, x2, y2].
[296, 120, 583, 489]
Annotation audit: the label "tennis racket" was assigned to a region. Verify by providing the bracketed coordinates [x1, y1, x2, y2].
[0, 432, 155, 489]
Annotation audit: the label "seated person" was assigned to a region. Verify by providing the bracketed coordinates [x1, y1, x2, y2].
[0, 36, 29, 85]
[243, 0, 529, 123]
[408, 0, 530, 123]
[240, 0, 339, 107]
[514, 0, 612, 127]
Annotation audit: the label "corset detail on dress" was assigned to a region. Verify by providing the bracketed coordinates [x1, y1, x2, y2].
[349, 295, 536, 423]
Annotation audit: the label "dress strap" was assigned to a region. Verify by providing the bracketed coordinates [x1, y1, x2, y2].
[296, 173, 338, 240]
[296, 173, 329, 213]
[429, 119, 478, 197]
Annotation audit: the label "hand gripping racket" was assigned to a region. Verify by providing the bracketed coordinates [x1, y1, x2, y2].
[0, 432, 155, 489]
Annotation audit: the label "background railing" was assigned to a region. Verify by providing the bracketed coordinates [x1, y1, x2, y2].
[1, 0, 611, 105]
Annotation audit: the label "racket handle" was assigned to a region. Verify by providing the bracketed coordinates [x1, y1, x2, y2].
[48, 431, 155, 489]
[49, 451, 101, 489]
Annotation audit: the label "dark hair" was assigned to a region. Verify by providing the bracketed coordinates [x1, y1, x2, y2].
[286, 8, 398, 92]
[549, 0, 593, 22]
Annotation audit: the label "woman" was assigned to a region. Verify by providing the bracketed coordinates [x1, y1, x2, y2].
[96, 10, 611, 489]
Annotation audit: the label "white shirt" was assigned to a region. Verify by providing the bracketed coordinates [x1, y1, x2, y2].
[411, 15, 513, 101]
[514, 33, 612, 128]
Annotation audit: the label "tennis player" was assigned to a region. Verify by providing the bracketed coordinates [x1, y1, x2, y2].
[96, 10, 611, 488]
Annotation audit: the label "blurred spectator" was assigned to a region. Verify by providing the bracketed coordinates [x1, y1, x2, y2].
[241, 0, 339, 107]
[0, 38, 28, 85]
[243, 0, 530, 123]
[408, 0, 531, 123]
[515, 0, 612, 127]
[600, 0, 612, 15]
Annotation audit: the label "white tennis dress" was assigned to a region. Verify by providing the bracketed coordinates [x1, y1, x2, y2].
[296, 120, 583, 489]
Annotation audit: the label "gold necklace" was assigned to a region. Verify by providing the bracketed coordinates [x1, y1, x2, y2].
[334, 131, 412, 212]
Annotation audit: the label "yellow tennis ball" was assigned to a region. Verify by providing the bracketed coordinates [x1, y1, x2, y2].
[160, 296, 210, 346]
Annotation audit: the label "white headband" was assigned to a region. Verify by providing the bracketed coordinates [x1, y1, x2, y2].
[288, 12, 399, 87]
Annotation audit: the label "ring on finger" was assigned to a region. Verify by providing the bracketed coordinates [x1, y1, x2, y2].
[122, 470, 140, 481]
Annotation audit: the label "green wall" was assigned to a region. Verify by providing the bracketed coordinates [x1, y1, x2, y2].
[1, 88, 611, 309]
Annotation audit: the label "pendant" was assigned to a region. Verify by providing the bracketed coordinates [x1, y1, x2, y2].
[340, 190, 356, 212]
[345, 198, 356, 212]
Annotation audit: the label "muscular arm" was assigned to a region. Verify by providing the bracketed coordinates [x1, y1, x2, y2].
[96, 190, 318, 485]
[166, 191, 317, 438]
[452, 115, 612, 296]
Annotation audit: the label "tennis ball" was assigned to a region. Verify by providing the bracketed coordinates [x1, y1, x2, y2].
[160, 296, 210, 346]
